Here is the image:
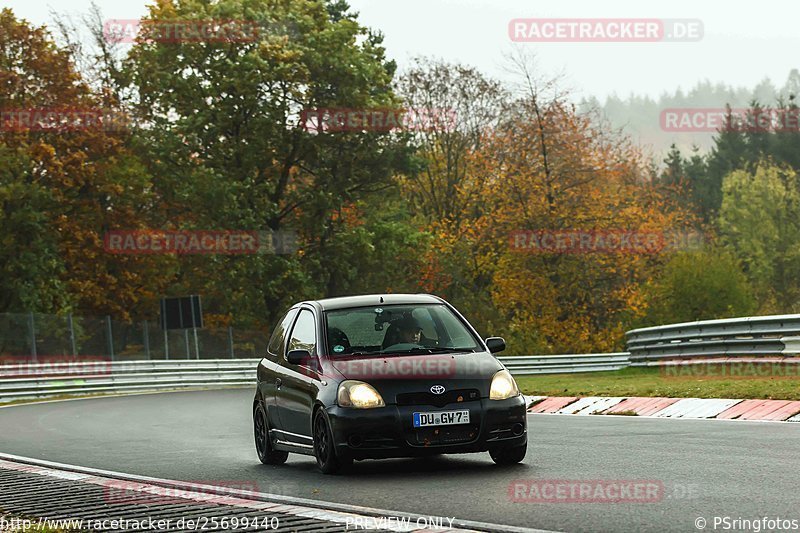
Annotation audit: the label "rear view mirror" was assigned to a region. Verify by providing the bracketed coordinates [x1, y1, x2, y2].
[485, 337, 506, 354]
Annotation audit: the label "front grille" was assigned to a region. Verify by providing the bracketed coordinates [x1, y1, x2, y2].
[396, 388, 480, 408]
[412, 425, 479, 445]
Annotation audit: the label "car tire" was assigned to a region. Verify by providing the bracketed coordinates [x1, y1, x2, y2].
[313, 410, 350, 474]
[254, 403, 289, 465]
[489, 443, 527, 465]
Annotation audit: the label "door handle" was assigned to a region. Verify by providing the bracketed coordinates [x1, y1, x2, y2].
[275, 378, 282, 389]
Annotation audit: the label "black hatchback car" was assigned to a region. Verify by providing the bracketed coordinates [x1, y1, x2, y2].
[253, 294, 527, 473]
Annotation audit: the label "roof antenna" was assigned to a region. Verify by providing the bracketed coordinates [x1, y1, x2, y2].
[380, 296, 384, 303]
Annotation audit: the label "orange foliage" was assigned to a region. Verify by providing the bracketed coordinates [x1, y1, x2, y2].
[432, 98, 696, 353]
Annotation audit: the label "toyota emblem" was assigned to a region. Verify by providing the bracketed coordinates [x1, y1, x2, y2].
[430, 384, 446, 395]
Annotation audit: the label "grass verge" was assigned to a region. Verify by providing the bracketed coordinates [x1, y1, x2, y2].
[516, 366, 800, 401]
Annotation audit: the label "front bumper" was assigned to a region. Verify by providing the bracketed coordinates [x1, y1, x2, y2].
[327, 395, 527, 460]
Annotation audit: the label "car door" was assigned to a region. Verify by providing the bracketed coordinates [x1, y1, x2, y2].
[258, 308, 297, 432]
[275, 307, 323, 447]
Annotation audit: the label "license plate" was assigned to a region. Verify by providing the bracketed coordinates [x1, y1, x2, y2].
[413, 410, 470, 428]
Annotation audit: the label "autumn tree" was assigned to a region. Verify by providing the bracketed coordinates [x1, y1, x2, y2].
[462, 65, 695, 353]
[119, 0, 417, 326]
[0, 9, 170, 318]
[393, 59, 511, 329]
[396, 58, 506, 228]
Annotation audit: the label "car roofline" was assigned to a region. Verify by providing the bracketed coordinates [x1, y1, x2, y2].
[297, 293, 445, 312]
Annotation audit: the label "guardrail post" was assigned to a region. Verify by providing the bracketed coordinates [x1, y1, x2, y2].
[228, 327, 234, 358]
[67, 313, 77, 356]
[106, 316, 115, 361]
[28, 312, 37, 362]
[192, 327, 200, 360]
[143, 320, 150, 359]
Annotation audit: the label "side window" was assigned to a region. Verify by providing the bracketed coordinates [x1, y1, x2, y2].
[267, 310, 296, 357]
[286, 309, 317, 357]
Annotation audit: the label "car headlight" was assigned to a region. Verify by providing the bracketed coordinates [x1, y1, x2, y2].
[337, 380, 385, 409]
[490, 369, 519, 400]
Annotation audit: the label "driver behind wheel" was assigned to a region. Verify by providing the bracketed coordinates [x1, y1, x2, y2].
[396, 315, 423, 344]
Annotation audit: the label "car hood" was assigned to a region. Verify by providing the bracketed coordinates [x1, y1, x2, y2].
[328, 351, 505, 400]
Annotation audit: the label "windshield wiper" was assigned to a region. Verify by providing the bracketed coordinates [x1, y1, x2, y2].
[385, 347, 475, 355]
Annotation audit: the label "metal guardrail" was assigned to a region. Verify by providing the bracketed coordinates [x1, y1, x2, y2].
[625, 314, 800, 364]
[5, 315, 800, 403]
[516, 315, 800, 372]
[498, 353, 630, 375]
[0, 354, 632, 402]
[0, 359, 258, 402]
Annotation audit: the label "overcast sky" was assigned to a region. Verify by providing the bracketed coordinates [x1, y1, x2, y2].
[5, 0, 798, 101]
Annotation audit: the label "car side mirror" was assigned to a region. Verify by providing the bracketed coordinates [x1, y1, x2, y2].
[485, 337, 506, 354]
[287, 349, 312, 365]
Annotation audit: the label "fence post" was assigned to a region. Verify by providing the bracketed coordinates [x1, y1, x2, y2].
[193, 327, 200, 360]
[106, 316, 115, 361]
[184, 329, 190, 359]
[28, 312, 37, 362]
[143, 320, 150, 359]
[67, 313, 77, 356]
[164, 328, 169, 360]
[228, 327, 235, 359]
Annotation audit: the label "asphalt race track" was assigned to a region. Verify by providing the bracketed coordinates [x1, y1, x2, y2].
[1, 389, 799, 532]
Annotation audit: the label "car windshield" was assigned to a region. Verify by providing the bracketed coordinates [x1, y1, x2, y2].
[324, 304, 480, 357]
